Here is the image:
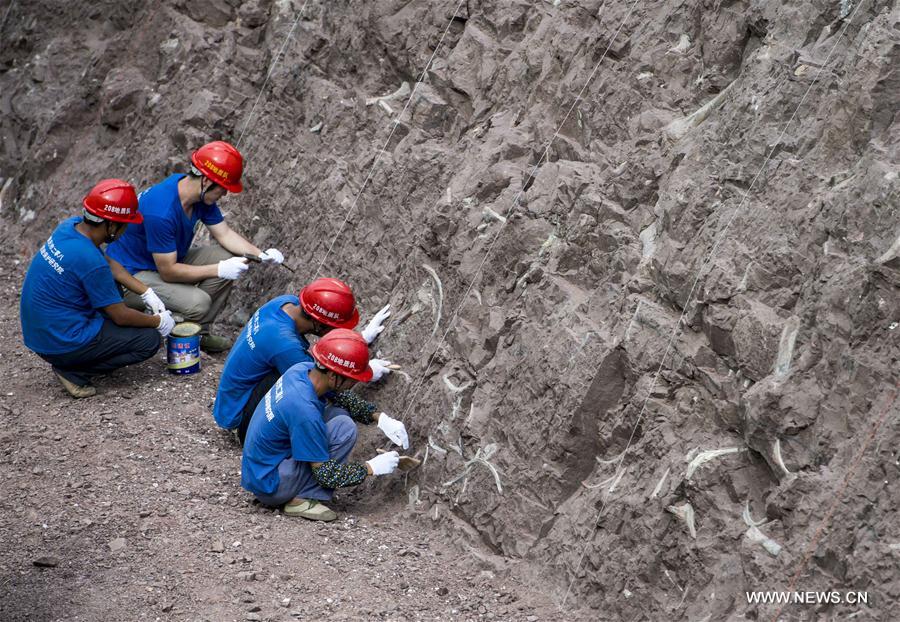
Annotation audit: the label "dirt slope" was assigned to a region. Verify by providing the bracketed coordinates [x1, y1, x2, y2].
[0, 251, 562, 621]
[1, 0, 899, 620]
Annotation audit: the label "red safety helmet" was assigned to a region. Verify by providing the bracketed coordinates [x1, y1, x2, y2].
[190, 141, 244, 193]
[299, 278, 360, 329]
[82, 179, 142, 224]
[311, 329, 373, 382]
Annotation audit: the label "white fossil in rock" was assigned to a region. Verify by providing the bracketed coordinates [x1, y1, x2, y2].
[876, 232, 900, 265]
[668, 33, 691, 55]
[442, 374, 472, 393]
[685, 447, 743, 480]
[0, 177, 14, 213]
[639, 222, 657, 260]
[742, 501, 782, 556]
[443, 443, 503, 494]
[667, 502, 697, 539]
[840, 0, 854, 18]
[772, 438, 794, 479]
[773, 317, 801, 378]
[427, 435, 448, 455]
[482, 206, 507, 223]
[365, 81, 412, 107]
[650, 466, 670, 498]
[596, 449, 628, 465]
[663, 80, 735, 142]
[421, 264, 443, 339]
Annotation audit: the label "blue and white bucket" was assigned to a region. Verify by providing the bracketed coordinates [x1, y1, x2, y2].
[167, 322, 201, 375]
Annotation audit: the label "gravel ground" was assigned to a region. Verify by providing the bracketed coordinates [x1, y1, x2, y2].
[0, 251, 566, 622]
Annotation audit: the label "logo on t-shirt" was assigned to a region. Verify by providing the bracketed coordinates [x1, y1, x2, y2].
[264, 377, 285, 423]
[39, 236, 65, 275]
[246, 309, 261, 349]
[264, 391, 274, 422]
[274, 377, 284, 403]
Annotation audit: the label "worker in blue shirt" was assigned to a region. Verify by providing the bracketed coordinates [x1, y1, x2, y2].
[213, 277, 393, 443]
[20, 179, 176, 398]
[242, 329, 407, 521]
[106, 141, 286, 353]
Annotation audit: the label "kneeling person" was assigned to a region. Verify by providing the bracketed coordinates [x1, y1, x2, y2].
[212, 277, 393, 442]
[241, 330, 403, 521]
[20, 179, 175, 398]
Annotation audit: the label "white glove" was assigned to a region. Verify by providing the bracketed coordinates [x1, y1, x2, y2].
[360, 304, 391, 344]
[217, 257, 249, 280]
[156, 310, 175, 337]
[259, 248, 284, 264]
[366, 451, 400, 476]
[368, 358, 393, 382]
[377, 412, 409, 449]
[140, 287, 167, 315]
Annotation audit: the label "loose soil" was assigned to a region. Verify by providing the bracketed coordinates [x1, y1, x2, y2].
[0, 252, 563, 621]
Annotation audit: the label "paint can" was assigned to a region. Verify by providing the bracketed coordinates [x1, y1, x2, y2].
[167, 322, 202, 375]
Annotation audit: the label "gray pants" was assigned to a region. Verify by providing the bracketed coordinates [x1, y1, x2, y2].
[39, 319, 160, 386]
[254, 407, 358, 507]
[122, 244, 235, 332]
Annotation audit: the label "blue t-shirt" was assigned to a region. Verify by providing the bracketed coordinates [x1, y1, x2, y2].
[241, 362, 330, 496]
[212, 295, 313, 430]
[20, 217, 123, 355]
[106, 174, 224, 274]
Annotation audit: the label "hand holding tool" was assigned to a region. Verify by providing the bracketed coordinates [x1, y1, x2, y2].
[156, 310, 175, 337]
[368, 358, 393, 382]
[140, 287, 167, 315]
[258, 248, 284, 264]
[242, 252, 296, 273]
[366, 451, 400, 476]
[377, 448, 421, 471]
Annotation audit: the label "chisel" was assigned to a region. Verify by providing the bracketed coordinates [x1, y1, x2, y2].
[242, 253, 296, 273]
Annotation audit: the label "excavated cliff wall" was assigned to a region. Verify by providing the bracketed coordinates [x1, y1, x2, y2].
[2, 0, 898, 619]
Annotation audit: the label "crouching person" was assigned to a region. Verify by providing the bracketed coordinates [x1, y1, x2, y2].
[241, 329, 404, 521]
[20, 179, 175, 398]
[212, 277, 393, 443]
[106, 141, 284, 353]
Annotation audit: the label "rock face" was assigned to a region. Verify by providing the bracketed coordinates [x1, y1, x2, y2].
[99, 67, 149, 129]
[1, 0, 898, 619]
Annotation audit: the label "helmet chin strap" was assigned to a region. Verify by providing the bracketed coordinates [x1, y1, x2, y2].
[199, 177, 210, 204]
[104, 221, 118, 243]
[198, 177, 223, 204]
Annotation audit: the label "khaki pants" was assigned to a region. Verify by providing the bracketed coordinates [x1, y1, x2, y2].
[123, 244, 235, 332]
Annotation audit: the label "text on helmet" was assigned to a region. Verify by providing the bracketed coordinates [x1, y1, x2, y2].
[326, 352, 357, 370]
[203, 159, 229, 179]
[311, 302, 341, 320]
[104, 204, 132, 214]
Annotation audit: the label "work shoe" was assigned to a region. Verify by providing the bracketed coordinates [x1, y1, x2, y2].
[200, 334, 233, 353]
[54, 372, 96, 398]
[284, 498, 337, 522]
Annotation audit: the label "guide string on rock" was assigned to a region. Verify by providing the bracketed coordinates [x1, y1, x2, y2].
[393, 0, 640, 431]
[561, 0, 871, 608]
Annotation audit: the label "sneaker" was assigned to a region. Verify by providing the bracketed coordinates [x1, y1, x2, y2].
[283, 498, 337, 522]
[200, 334, 233, 353]
[54, 372, 96, 398]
